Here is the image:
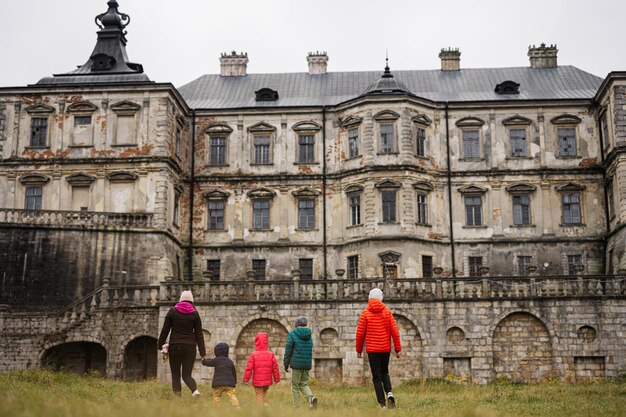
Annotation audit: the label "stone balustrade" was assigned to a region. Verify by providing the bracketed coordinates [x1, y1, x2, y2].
[0, 208, 154, 228]
[159, 275, 626, 304]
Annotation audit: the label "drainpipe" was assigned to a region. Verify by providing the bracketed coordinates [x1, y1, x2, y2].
[322, 106, 328, 279]
[188, 109, 196, 281]
[445, 102, 457, 277]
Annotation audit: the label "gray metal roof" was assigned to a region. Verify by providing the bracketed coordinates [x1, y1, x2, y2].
[34, 74, 152, 86]
[179, 66, 603, 109]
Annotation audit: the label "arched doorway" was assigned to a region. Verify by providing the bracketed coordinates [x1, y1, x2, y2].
[492, 312, 553, 382]
[391, 315, 422, 382]
[123, 336, 157, 381]
[41, 342, 107, 376]
[235, 319, 288, 382]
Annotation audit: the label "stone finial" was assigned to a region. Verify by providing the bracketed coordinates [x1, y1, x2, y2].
[307, 51, 329, 75]
[220, 51, 248, 77]
[528, 43, 558, 69]
[439, 47, 461, 71]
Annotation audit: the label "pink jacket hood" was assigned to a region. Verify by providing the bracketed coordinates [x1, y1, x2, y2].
[175, 301, 196, 314]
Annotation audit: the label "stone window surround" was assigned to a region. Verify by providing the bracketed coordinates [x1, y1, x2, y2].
[456, 117, 486, 160]
[293, 120, 321, 165]
[375, 179, 402, 224]
[458, 185, 487, 228]
[413, 181, 434, 226]
[341, 116, 362, 160]
[292, 187, 321, 231]
[551, 114, 582, 158]
[25, 103, 55, 149]
[174, 115, 185, 159]
[505, 183, 537, 227]
[344, 184, 364, 228]
[172, 186, 183, 228]
[206, 123, 233, 166]
[18, 173, 50, 210]
[374, 110, 400, 155]
[502, 115, 532, 159]
[205, 189, 230, 231]
[412, 114, 432, 158]
[67, 101, 98, 148]
[556, 183, 586, 226]
[110, 100, 141, 147]
[247, 188, 276, 231]
[247, 122, 276, 165]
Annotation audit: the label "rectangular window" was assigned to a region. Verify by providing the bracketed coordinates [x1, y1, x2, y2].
[510, 128, 527, 157]
[175, 127, 181, 157]
[347, 255, 359, 279]
[298, 135, 315, 163]
[298, 199, 315, 229]
[567, 255, 582, 276]
[601, 113, 610, 147]
[517, 256, 532, 276]
[252, 259, 266, 280]
[30, 118, 48, 147]
[116, 115, 136, 144]
[512, 194, 531, 225]
[462, 130, 480, 158]
[252, 198, 270, 229]
[349, 194, 361, 226]
[562, 193, 581, 224]
[464, 195, 482, 226]
[380, 123, 395, 153]
[207, 260, 221, 281]
[299, 259, 313, 280]
[381, 191, 397, 223]
[173, 192, 180, 226]
[422, 255, 433, 278]
[417, 194, 428, 224]
[208, 199, 225, 230]
[74, 116, 92, 126]
[209, 137, 226, 165]
[416, 127, 426, 157]
[469, 256, 483, 277]
[348, 128, 359, 158]
[25, 186, 43, 210]
[254, 135, 271, 164]
[558, 127, 577, 156]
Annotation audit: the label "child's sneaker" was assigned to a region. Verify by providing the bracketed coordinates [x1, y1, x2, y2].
[309, 396, 318, 409]
[386, 392, 396, 409]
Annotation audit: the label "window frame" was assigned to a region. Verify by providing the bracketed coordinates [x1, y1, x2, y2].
[293, 121, 321, 165]
[374, 111, 400, 155]
[297, 198, 316, 230]
[517, 255, 532, 276]
[415, 126, 427, 157]
[206, 259, 221, 281]
[347, 255, 359, 279]
[30, 117, 49, 148]
[208, 135, 228, 166]
[551, 114, 581, 158]
[381, 190, 397, 223]
[348, 127, 360, 159]
[468, 256, 483, 277]
[512, 194, 531, 225]
[252, 259, 267, 280]
[173, 189, 181, 227]
[464, 195, 483, 226]
[422, 255, 433, 278]
[299, 259, 314, 280]
[253, 135, 272, 164]
[567, 254, 583, 276]
[252, 198, 271, 230]
[24, 185, 43, 210]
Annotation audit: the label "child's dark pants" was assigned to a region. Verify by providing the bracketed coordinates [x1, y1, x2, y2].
[367, 352, 392, 406]
[168, 344, 197, 394]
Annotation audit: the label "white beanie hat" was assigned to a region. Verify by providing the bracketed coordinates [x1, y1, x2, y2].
[369, 288, 383, 300]
[179, 290, 194, 303]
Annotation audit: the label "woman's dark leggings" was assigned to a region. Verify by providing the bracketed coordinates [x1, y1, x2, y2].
[168, 344, 197, 394]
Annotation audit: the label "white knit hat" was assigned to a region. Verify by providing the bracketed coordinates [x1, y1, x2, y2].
[179, 290, 194, 303]
[369, 288, 383, 300]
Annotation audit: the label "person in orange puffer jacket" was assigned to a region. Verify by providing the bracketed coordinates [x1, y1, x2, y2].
[242, 332, 280, 405]
[356, 287, 401, 409]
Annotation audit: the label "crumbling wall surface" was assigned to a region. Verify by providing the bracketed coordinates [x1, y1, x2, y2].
[0, 227, 181, 310]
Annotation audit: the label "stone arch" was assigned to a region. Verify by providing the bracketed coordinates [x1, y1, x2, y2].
[41, 341, 107, 376]
[122, 336, 157, 381]
[492, 312, 553, 383]
[391, 314, 422, 382]
[235, 318, 289, 382]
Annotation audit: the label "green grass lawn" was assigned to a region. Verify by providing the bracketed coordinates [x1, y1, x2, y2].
[1, 370, 625, 417]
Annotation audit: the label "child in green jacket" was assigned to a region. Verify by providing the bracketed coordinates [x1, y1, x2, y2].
[284, 316, 318, 408]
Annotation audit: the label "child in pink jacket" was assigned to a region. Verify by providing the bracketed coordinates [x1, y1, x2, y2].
[242, 332, 280, 405]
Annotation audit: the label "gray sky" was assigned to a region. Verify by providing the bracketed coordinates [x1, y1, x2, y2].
[0, 0, 624, 88]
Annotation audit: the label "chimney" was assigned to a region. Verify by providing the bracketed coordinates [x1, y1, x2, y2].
[439, 48, 461, 71]
[220, 51, 248, 76]
[307, 51, 329, 75]
[528, 43, 558, 69]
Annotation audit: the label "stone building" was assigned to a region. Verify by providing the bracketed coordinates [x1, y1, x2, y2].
[1, 1, 625, 384]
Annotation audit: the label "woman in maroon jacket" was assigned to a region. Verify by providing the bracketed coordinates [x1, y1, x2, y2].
[158, 290, 206, 397]
[242, 332, 280, 405]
